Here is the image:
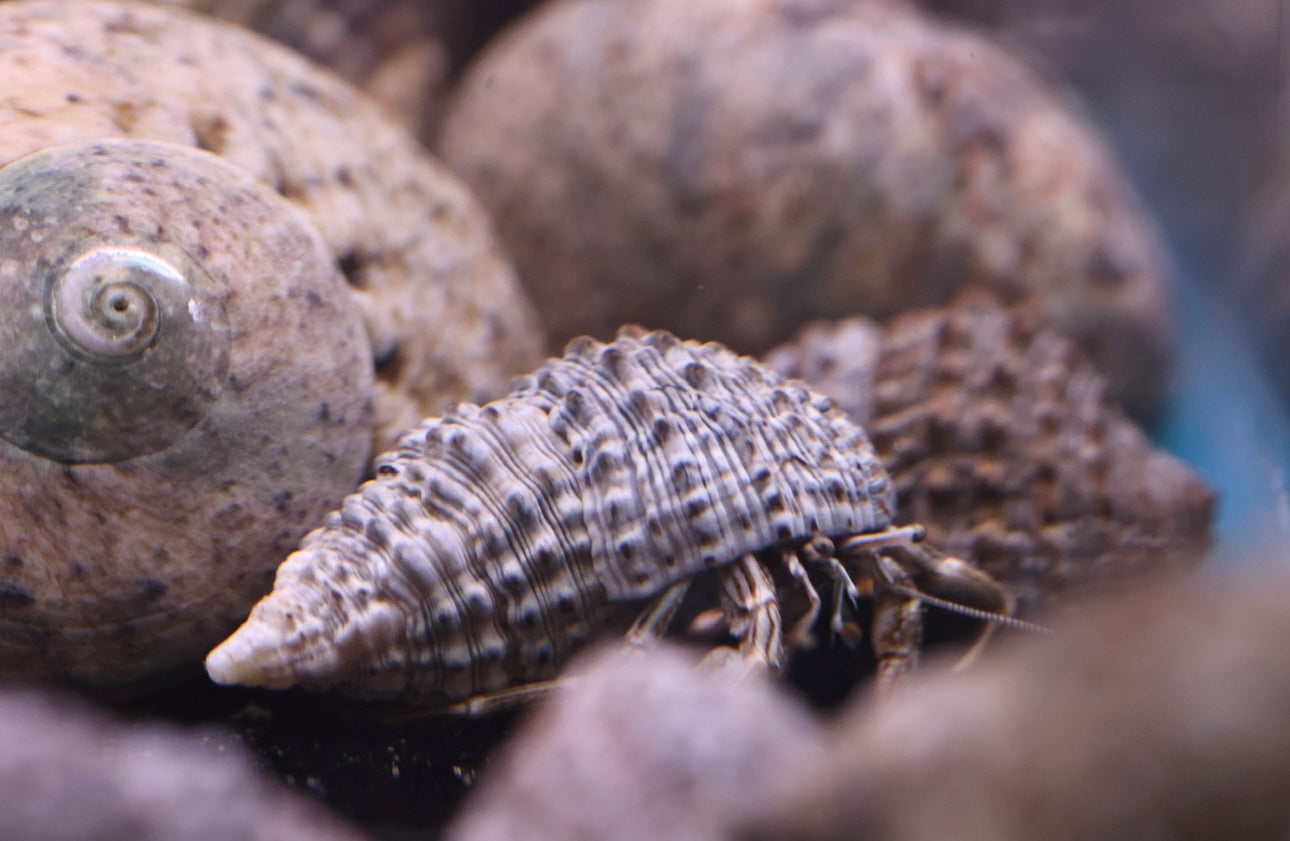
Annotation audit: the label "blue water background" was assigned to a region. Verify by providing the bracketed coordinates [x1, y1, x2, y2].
[1155, 265, 1290, 565]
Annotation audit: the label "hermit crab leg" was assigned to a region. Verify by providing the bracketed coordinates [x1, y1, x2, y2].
[442, 678, 570, 717]
[836, 523, 927, 554]
[702, 553, 784, 673]
[626, 579, 692, 646]
[867, 552, 933, 691]
[780, 548, 823, 646]
[801, 539, 856, 636]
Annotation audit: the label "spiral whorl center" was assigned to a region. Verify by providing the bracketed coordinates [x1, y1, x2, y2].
[51, 248, 171, 359]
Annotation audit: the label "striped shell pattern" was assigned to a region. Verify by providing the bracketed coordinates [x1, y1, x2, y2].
[207, 327, 899, 705]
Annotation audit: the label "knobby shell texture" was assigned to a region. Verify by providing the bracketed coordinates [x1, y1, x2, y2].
[0, 688, 371, 841]
[0, 140, 374, 694]
[0, 0, 544, 453]
[439, 0, 1175, 420]
[207, 328, 895, 704]
[765, 295, 1214, 615]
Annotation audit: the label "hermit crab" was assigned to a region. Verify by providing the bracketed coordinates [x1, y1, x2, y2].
[207, 328, 1020, 712]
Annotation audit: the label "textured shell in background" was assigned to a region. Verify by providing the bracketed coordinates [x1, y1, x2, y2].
[206, 328, 896, 704]
[438, 0, 1176, 421]
[765, 294, 1214, 615]
[0, 687, 370, 841]
[0, 140, 373, 694]
[0, 0, 544, 453]
[138, 0, 540, 142]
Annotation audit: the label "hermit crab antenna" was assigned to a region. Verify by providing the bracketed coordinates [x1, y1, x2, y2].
[885, 584, 1055, 635]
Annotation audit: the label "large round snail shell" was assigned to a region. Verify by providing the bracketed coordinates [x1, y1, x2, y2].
[0, 0, 544, 452]
[0, 138, 374, 695]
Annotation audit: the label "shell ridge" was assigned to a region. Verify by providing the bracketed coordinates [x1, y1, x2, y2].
[627, 343, 757, 570]
[562, 341, 697, 595]
[452, 399, 597, 666]
[378, 428, 516, 698]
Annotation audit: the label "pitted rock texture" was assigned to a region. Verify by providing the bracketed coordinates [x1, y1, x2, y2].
[766, 295, 1214, 615]
[439, 0, 1176, 421]
[743, 574, 1290, 841]
[206, 328, 899, 705]
[0, 688, 370, 841]
[0, 0, 544, 453]
[446, 643, 825, 841]
[137, 0, 540, 141]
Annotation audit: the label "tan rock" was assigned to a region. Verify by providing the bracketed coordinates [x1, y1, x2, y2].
[0, 687, 371, 841]
[446, 643, 825, 841]
[439, 0, 1176, 420]
[745, 573, 1290, 841]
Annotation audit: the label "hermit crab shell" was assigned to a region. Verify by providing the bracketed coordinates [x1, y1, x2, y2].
[207, 328, 894, 705]
[0, 139, 374, 694]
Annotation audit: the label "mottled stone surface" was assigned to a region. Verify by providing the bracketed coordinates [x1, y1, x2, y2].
[138, 0, 540, 140]
[743, 573, 1290, 841]
[439, 0, 1176, 420]
[0, 0, 544, 454]
[0, 687, 370, 841]
[446, 643, 825, 841]
[766, 296, 1214, 615]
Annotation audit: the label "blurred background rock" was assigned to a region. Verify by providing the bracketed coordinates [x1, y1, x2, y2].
[913, 0, 1290, 559]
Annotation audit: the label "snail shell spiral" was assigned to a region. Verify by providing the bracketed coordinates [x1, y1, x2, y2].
[0, 151, 231, 464]
[0, 139, 374, 695]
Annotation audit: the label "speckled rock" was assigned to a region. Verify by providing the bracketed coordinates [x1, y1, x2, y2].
[0, 687, 371, 841]
[138, 0, 540, 141]
[0, 0, 544, 453]
[446, 642, 825, 841]
[765, 295, 1214, 615]
[439, 0, 1176, 420]
[742, 573, 1290, 841]
[914, 0, 1283, 288]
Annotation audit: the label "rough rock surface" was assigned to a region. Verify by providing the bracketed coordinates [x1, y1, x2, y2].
[439, 0, 1176, 420]
[446, 643, 825, 841]
[0, 687, 371, 841]
[744, 572, 1290, 841]
[766, 295, 1214, 615]
[0, 0, 544, 454]
[137, 0, 540, 140]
